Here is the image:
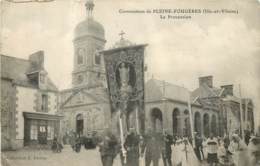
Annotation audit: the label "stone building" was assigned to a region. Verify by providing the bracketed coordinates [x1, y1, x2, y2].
[221, 87, 254, 135]
[1, 51, 61, 150]
[191, 76, 255, 137]
[145, 78, 219, 138]
[145, 76, 255, 138]
[190, 76, 223, 137]
[60, 0, 110, 137]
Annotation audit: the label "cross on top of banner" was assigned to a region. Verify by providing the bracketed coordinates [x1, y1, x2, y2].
[119, 31, 125, 40]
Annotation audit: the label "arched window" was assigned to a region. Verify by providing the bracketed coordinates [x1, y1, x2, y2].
[94, 48, 101, 65]
[194, 112, 201, 135]
[211, 115, 217, 136]
[203, 113, 210, 137]
[77, 48, 85, 65]
[172, 108, 180, 136]
[184, 109, 190, 137]
[150, 108, 163, 133]
[77, 75, 83, 84]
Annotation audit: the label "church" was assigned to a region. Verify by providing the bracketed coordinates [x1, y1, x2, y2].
[60, 0, 110, 137]
[59, 0, 254, 139]
[59, 0, 137, 137]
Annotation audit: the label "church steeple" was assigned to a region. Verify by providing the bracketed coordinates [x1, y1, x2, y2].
[85, 0, 95, 18]
[73, 0, 106, 88]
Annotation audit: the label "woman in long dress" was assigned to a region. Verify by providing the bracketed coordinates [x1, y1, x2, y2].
[172, 138, 200, 166]
[228, 134, 249, 166]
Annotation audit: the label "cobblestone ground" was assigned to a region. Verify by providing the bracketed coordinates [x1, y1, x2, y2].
[2, 145, 206, 166]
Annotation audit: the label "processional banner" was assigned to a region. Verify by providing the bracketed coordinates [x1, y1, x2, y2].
[102, 44, 147, 134]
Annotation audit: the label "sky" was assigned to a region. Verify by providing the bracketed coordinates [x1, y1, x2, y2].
[1, 0, 260, 129]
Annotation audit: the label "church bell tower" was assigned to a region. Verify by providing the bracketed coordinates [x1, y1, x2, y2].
[72, 0, 106, 88]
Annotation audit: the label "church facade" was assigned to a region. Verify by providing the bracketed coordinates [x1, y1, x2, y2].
[60, 0, 110, 137]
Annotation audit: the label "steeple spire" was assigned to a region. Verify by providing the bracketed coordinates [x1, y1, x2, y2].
[85, 0, 95, 18]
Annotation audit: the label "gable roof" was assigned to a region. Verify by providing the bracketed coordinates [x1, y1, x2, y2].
[145, 79, 191, 103]
[1, 55, 58, 91]
[191, 83, 222, 101]
[61, 87, 109, 108]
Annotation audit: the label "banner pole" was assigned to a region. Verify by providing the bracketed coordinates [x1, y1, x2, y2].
[188, 93, 195, 147]
[135, 106, 140, 135]
[239, 84, 245, 140]
[119, 111, 127, 164]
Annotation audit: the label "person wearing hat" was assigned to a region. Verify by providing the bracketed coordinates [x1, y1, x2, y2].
[173, 138, 185, 166]
[228, 134, 249, 166]
[161, 129, 174, 166]
[206, 133, 219, 166]
[141, 130, 162, 166]
[98, 127, 118, 166]
[123, 128, 140, 166]
[218, 137, 234, 166]
[247, 135, 260, 166]
[194, 132, 204, 161]
[74, 134, 81, 153]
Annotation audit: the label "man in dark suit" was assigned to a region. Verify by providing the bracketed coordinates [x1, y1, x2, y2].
[162, 130, 174, 166]
[98, 128, 118, 166]
[141, 130, 162, 166]
[124, 128, 140, 166]
[194, 132, 204, 161]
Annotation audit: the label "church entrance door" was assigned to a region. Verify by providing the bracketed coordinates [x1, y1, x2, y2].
[76, 114, 84, 136]
[172, 108, 180, 137]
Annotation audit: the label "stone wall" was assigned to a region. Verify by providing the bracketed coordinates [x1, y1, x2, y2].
[16, 86, 37, 141]
[15, 86, 59, 149]
[145, 99, 219, 137]
[1, 79, 16, 150]
[61, 103, 110, 136]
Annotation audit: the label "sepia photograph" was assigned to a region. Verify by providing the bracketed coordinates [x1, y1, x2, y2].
[0, 0, 260, 166]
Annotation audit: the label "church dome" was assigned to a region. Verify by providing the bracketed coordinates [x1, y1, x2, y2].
[74, 18, 105, 40]
[74, 0, 105, 40]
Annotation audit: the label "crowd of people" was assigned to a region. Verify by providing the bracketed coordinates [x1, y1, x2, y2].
[194, 131, 260, 166]
[94, 128, 200, 166]
[50, 129, 260, 166]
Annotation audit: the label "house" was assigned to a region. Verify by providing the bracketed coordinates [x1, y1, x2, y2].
[1, 51, 62, 150]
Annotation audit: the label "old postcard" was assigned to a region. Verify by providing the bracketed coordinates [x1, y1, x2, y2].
[1, 0, 260, 166]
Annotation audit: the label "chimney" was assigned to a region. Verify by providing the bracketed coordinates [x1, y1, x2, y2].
[29, 51, 44, 70]
[221, 84, 233, 96]
[199, 76, 213, 88]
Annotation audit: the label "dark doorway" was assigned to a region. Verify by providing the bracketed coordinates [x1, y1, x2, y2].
[151, 108, 163, 133]
[203, 114, 210, 138]
[76, 114, 84, 136]
[38, 120, 47, 144]
[172, 108, 180, 136]
[194, 112, 201, 135]
[184, 110, 191, 137]
[211, 115, 217, 136]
